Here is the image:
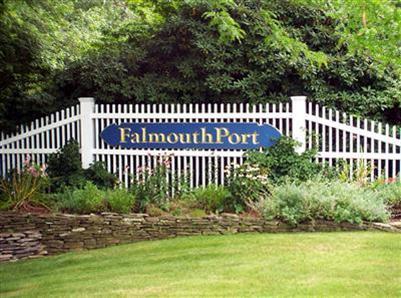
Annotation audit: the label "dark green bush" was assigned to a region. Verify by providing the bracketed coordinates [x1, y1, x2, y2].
[47, 141, 118, 191]
[47, 140, 85, 190]
[84, 161, 118, 189]
[246, 137, 323, 183]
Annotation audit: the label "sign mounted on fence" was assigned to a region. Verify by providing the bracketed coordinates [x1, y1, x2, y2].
[100, 123, 281, 150]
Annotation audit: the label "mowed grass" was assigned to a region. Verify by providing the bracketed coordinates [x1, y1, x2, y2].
[0, 232, 400, 297]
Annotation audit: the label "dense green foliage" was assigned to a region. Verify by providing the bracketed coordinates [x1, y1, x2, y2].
[371, 180, 401, 207]
[2, 135, 399, 225]
[265, 180, 390, 225]
[1, 0, 401, 132]
[55, 181, 135, 214]
[246, 137, 323, 183]
[83, 161, 118, 190]
[47, 140, 84, 190]
[56, 181, 105, 214]
[106, 188, 135, 214]
[183, 184, 232, 213]
[47, 141, 118, 190]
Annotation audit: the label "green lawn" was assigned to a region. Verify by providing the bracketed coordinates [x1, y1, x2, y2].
[1, 232, 400, 297]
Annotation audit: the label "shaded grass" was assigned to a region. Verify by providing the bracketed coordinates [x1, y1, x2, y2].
[0, 232, 400, 297]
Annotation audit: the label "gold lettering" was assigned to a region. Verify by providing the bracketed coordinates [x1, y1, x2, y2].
[131, 132, 141, 143]
[179, 133, 192, 144]
[228, 133, 241, 144]
[119, 127, 131, 143]
[141, 127, 147, 143]
[192, 132, 199, 144]
[251, 132, 260, 144]
[241, 134, 250, 144]
[167, 133, 179, 143]
[201, 128, 214, 143]
[148, 133, 166, 143]
[215, 127, 229, 144]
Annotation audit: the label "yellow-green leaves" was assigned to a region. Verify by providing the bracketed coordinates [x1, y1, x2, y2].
[203, 10, 245, 43]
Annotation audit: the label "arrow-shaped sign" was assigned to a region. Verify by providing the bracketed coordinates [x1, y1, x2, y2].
[100, 122, 281, 150]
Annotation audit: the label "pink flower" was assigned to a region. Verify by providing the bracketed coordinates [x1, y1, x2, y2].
[23, 155, 31, 167]
[385, 177, 397, 184]
[28, 166, 39, 177]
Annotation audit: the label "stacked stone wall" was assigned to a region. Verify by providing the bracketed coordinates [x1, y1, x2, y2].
[1, 212, 399, 262]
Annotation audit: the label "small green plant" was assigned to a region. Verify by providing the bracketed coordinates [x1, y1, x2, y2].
[184, 184, 232, 213]
[337, 159, 372, 186]
[56, 181, 105, 214]
[106, 188, 135, 213]
[0, 156, 49, 211]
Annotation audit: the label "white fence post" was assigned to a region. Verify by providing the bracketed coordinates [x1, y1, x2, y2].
[79, 97, 95, 168]
[291, 96, 307, 153]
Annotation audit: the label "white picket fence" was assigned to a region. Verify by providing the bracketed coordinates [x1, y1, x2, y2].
[1, 96, 400, 187]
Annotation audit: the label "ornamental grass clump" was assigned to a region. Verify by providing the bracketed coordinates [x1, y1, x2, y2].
[106, 188, 135, 214]
[183, 184, 232, 213]
[265, 180, 390, 225]
[56, 181, 105, 214]
[0, 155, 49, 211]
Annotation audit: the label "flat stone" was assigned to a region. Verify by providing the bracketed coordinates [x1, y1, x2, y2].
[72, 228, 86, 232]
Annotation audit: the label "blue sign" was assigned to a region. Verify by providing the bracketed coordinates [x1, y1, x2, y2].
[100, 122, 281, 150]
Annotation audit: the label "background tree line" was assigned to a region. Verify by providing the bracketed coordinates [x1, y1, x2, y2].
[1, 0, 400, 132]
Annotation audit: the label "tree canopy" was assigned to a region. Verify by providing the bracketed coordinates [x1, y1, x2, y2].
[1, 0, 400, 131]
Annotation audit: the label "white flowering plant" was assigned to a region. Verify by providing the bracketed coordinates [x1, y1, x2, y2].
[226, 161, 272, 214]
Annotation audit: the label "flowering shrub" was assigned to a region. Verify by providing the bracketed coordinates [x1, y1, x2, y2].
[0, 155, 49, 211]
[227, 161, 271, 213]
[131, 153, 188, 211]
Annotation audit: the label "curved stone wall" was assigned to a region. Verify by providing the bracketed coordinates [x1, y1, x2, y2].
[0, 212, 398, 262]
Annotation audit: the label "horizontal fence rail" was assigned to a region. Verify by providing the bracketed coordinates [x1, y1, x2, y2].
[305, 103, 401, 181]
[1, 96, 400, 188]
[0, 105, 81, 177]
